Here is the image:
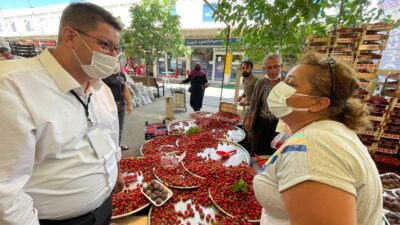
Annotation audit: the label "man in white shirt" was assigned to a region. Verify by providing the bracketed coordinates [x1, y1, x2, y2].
[0, 47, 24, 60]
[0, 3, 125, 225]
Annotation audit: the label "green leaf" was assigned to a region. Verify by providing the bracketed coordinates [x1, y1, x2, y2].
[240, 182, 248, 193]
[231, 183, 240, 192]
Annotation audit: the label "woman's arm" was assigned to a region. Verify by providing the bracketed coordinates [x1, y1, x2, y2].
[182, 75, 191, 84]
[281, 181, 357, 225]
[123, 83, 133, 114]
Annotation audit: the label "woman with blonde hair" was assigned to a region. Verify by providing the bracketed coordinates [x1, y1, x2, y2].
[254, 52, 382, 225]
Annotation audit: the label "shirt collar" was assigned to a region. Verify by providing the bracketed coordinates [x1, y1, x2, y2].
[38, 48, 102, 94]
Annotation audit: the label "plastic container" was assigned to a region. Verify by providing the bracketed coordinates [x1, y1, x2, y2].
[141, 180, 173, 207]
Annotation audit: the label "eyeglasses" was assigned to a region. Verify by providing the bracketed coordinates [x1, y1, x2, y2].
[263, 65, 281, 70]
[319, 57, 336, 102]
[74, 28, 122, 54]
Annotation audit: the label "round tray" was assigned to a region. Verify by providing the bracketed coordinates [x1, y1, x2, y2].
[212, 126, 246, 143]
[208, 188, 260, 223]
[153, 167, 199, 190]
[111, 171, 151, 219]
[168, 120, 197, 135]
[148, 199, 219, 225]
[148, 206, 153, 225]
[139, 141, 149, 157]
[199, 140, 250, 167]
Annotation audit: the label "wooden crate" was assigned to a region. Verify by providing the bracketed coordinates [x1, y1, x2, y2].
[219, 101, 235, 113]
[365, 23, 392, 31]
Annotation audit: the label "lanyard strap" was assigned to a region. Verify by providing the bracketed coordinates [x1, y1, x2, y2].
[70, 90, 93, 127]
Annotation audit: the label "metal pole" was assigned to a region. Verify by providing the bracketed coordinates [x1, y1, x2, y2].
[220, 25, 230, 101]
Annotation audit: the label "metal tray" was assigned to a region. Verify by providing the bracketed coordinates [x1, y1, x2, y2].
[223, 126, 245, 143]
[168, 120, 197, 135]
[153, 167, 199, 189]
[148, 199, 219, 225]
[198, 140, 250, 167]
[208, 188, 260, 223]
[111, 171, 151, 219]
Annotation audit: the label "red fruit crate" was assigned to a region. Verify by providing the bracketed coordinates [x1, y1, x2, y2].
[145, 121, 168, 140]
[369, 114, 387, 122]
[379, 131, 400, 140]
[375, 145, 399, 155]
[367, 96, 392, 105]
[360, 129, 381, 137]
[369, 104, 390, 114]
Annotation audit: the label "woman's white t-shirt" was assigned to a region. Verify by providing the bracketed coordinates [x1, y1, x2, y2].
[253, 120, 382, 225]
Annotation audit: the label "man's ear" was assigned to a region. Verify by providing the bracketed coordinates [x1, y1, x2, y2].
[61, 26, 76, 48]
[309, 97, 331, 113]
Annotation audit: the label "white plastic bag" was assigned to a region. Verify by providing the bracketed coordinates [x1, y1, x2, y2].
[141, 96, 148, 105]
[131, 98, 137, 108]
[145, 95, 152, 104]
[134, 96, 142, 107]
[145, 86, 155, 100]
[271, 131, 289, 150]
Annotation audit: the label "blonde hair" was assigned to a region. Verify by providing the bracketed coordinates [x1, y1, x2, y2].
[300, 52, 371, 132]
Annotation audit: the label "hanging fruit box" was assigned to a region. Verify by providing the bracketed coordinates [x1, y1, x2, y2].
[365, 23, 392, 31]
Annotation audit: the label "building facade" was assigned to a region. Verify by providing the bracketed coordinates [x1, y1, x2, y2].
[0, 0, 242, 82]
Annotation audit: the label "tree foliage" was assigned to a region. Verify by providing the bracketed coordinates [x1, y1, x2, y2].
[121, 0, 190, 73]
[214, 0, 397, 63]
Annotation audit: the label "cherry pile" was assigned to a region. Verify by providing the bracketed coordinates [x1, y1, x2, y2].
[150, 187, 258, 225]
[183, 154, 225, 179]
[195, 117, 234, 131]
[112, 157, 160, 217]
[141, 135, 181, 157]
[168, 121, 192, 135]
[177, 131, 219, 153]
[154, 163, 204, 188]
[112, 187, 149, 216]
[189, 111, 213, 120]
[211, 112, 242, 125]
[209, 164, 262, 221]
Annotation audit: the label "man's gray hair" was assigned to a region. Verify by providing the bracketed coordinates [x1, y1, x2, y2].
[263, 53, 282, 65]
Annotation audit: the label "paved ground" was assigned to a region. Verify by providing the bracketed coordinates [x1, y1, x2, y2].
[121, 84, 241, 158]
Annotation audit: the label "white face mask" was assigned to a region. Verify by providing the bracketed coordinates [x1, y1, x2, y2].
[265, 73, 280, 81]
[267, 82, 319, 118]
[72, 32, 118, 79]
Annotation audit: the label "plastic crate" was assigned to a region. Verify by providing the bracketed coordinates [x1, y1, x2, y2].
[144, 121, 168, 140]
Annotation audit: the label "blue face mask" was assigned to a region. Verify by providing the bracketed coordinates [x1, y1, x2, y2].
[267, 82, 319, 118]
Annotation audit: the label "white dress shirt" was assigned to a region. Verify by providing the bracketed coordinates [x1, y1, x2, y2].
[0, 48, 121, 225]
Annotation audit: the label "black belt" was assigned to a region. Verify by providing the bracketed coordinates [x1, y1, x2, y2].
[39, 194, 112, 225]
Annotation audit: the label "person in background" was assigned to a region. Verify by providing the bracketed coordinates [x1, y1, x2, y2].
[0, 47, 24, 60]
[244, 53, 284, 156]
[0, 3, 124, 225]
[136, 63, 143, 76]
[182, 62, 208, 112]
[237, 60, 259, 107]
[103, 62, 133, 151]
[253, 52, 382, 225]
[125, 57, 134, 75]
